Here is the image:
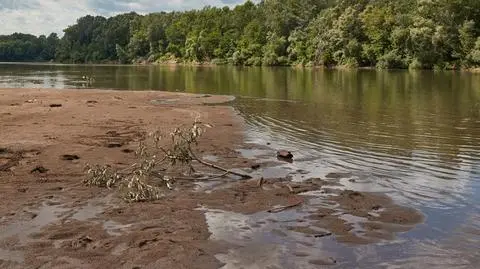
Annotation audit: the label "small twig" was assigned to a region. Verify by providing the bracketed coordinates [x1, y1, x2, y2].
[178, 171, 230, 181]
[151, 171, 230, 181]
[267, 200, 303, 213]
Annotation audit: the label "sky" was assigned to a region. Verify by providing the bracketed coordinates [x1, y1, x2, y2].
[0, 0, 248, 36]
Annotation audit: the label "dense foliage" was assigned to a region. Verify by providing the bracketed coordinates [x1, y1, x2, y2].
[0, 33, 59, 62]
[3, 0, 480, 69]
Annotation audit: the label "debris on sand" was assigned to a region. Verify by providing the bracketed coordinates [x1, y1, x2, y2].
[106, 142, 123, 148]
[49, 104, 63, 108]
[251, 164, 261, 170]
[31, 166, 49, 174]
[61, 154, 80, 161]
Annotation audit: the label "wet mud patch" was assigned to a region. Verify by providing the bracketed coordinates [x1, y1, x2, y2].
[194, 176, 424, 268]
[0, 148, 41, 172]
[280, 188, 424, 245]
[194, 178, 328, 214]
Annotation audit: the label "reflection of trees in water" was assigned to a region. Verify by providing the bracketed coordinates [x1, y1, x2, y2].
[231, 70, 480, 164]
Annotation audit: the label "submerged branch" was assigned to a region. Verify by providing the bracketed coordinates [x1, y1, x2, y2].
[188, 147, 251, 179]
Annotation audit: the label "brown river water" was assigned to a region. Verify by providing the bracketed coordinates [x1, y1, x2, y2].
[1, 63, 479, 268]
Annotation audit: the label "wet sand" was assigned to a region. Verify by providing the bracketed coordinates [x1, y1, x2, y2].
[0, 88, 423, 268]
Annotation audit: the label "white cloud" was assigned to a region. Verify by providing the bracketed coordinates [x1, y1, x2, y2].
[0, 0, 249, 36]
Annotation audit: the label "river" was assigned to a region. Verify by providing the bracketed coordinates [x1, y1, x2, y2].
[1, 62, 479, 268]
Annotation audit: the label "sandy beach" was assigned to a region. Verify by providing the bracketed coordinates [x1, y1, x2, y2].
[0, 88, 423, 269]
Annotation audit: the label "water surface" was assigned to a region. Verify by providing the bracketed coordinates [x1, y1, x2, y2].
[1, 63, 479, 268]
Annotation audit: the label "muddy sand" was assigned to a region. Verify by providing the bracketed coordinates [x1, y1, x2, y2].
[0, 88, 423, 269]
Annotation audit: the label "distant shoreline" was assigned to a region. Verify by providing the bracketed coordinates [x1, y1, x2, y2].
[2, 61, 480, 72]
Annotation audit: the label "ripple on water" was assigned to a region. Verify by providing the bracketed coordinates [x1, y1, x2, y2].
[233, 96, 480, 268]
[237, 99, 480, 208]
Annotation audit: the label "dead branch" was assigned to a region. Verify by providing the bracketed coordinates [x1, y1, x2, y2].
[83, 118, 251, 202]
[188, 148, 251, 179]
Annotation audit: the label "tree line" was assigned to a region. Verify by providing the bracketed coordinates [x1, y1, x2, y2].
[2, 0, 480, 69]
[0, 33, 59, 62]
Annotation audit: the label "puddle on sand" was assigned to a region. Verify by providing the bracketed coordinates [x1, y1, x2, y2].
[67, 194, 131, 236]
[202, 183, 429, 269]
[203, 208, 341, 269]
[103, 220, 132, 236]
[0, 202, 70, 244]
[71, 202, 105, 221]
[0, 201, 69, 265]
[0, 194, 132, 265]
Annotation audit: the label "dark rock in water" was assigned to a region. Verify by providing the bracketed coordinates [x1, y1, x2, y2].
[49, 104, 62, 108]
[61, 154, 80, 161]
[296, 169, 309, 175]
[251, 164, 261, 170]
[325, 172, 352, 179]
[31, 166, 49, 174]
[276, 150, 293, 159]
